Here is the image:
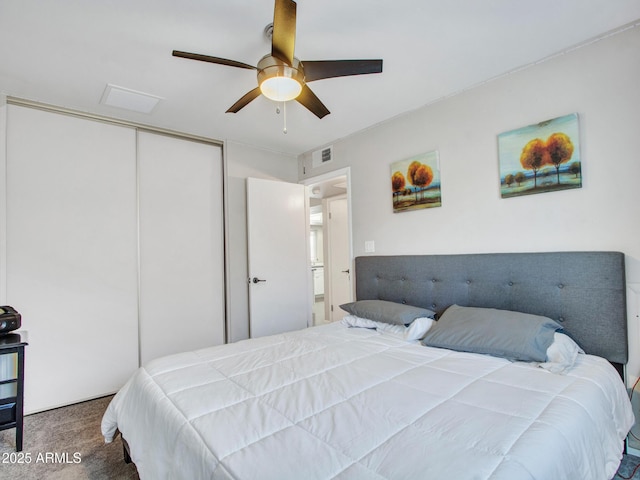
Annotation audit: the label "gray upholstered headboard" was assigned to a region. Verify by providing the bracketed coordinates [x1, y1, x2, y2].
[355, 251, 628, 366]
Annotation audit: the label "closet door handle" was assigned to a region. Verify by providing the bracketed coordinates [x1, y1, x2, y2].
[251, 277, 267, 284]
[341, 269, 350, 274]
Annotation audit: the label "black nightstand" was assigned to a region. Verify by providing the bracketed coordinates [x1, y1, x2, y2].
[0, 331, 28, 452]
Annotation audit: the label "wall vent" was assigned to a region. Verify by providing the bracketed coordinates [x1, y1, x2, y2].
[312, 145, 333, 168]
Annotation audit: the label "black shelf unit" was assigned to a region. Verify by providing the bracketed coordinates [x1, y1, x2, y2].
[0, 331, 28, 452]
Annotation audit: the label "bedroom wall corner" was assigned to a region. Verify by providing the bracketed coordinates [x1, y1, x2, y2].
[225, 141, 298, 343]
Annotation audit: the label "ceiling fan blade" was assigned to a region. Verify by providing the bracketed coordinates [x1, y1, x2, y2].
[173, 50, 257, 70]
[226, 87, 262, 113]
[302, 59, 383, 82]
[296, 85, 330, 119]
[271, 0, 296, 66]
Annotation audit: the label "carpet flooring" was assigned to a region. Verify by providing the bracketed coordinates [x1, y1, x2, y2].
[0, 395, 639, 479]
[0, 395, 137, 479]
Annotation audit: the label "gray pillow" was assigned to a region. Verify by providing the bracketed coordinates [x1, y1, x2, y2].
[340, 300, 435, 326]
[421, 304, 562, 362]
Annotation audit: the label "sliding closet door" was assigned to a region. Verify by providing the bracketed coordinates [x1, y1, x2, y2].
[5, 105, 139, 413]
[137, 131, 224, 365]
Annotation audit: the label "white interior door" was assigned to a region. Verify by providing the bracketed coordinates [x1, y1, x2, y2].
[138, 132, 225, 364]
[247, 177, 310, 338]
[327, 196, 352, 321]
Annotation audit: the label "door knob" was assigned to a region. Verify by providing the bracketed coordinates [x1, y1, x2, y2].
[341, 269, 350, 274]
[251, 277, 266, 284]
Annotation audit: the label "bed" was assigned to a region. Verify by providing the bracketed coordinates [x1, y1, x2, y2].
[102, 251, 635, 480]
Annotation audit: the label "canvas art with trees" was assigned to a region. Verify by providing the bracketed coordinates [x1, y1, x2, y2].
[391, 150, 441, 212]
[498, 113, 581, 198]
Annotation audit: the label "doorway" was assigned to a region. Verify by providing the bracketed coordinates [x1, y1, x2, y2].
[303, 168, 352, 325]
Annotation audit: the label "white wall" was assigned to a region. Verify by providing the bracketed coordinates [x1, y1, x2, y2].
[225, 140, 298, 342]
[0, 101, 6, 302]
[299, 26, 640, 377]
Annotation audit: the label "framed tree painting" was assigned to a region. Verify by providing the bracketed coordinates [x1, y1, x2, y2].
[391, 150, 441, 212]
[498, 113, 581, 198]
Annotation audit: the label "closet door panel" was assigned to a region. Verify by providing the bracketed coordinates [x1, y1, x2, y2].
[138, 131, 224, 365]
[6, 105, 139, 413]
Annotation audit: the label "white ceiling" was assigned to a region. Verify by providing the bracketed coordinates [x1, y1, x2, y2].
[1, 1, 639, 157]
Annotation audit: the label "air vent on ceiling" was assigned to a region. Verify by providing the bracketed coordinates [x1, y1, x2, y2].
[100, 84, 162, 114]
[312, 145, 333, 168]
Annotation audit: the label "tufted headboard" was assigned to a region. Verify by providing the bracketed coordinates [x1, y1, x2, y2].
[355, 251, 628, 367]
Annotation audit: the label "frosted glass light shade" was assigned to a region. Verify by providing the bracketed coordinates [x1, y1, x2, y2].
[260, 76, 302, 102]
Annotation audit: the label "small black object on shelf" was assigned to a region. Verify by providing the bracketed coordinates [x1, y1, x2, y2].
[0, 306, 21, 335]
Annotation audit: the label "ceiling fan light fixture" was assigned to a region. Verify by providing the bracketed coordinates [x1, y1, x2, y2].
[257, 55, 304, 102]
[173, 0, 383, 118]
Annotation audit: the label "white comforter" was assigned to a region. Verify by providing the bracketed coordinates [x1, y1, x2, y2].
[102, 322, 634, 480]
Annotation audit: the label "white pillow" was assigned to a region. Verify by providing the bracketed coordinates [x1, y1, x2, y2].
[341, 315, 434, 341]
[539, 332, 583, 374]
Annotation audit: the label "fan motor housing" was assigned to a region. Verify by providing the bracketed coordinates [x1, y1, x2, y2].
[257, 55, 305, 85]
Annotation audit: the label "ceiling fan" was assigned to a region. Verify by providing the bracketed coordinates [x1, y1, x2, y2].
[172, 0, 383, 119]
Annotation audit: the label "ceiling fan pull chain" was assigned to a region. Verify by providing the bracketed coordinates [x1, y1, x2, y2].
[283, 102, 288, 134]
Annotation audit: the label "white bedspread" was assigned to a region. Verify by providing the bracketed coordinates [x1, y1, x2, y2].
[102, 322, 634, 480]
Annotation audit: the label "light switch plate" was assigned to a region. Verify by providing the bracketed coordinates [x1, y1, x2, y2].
[364, 241, 375, 253]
